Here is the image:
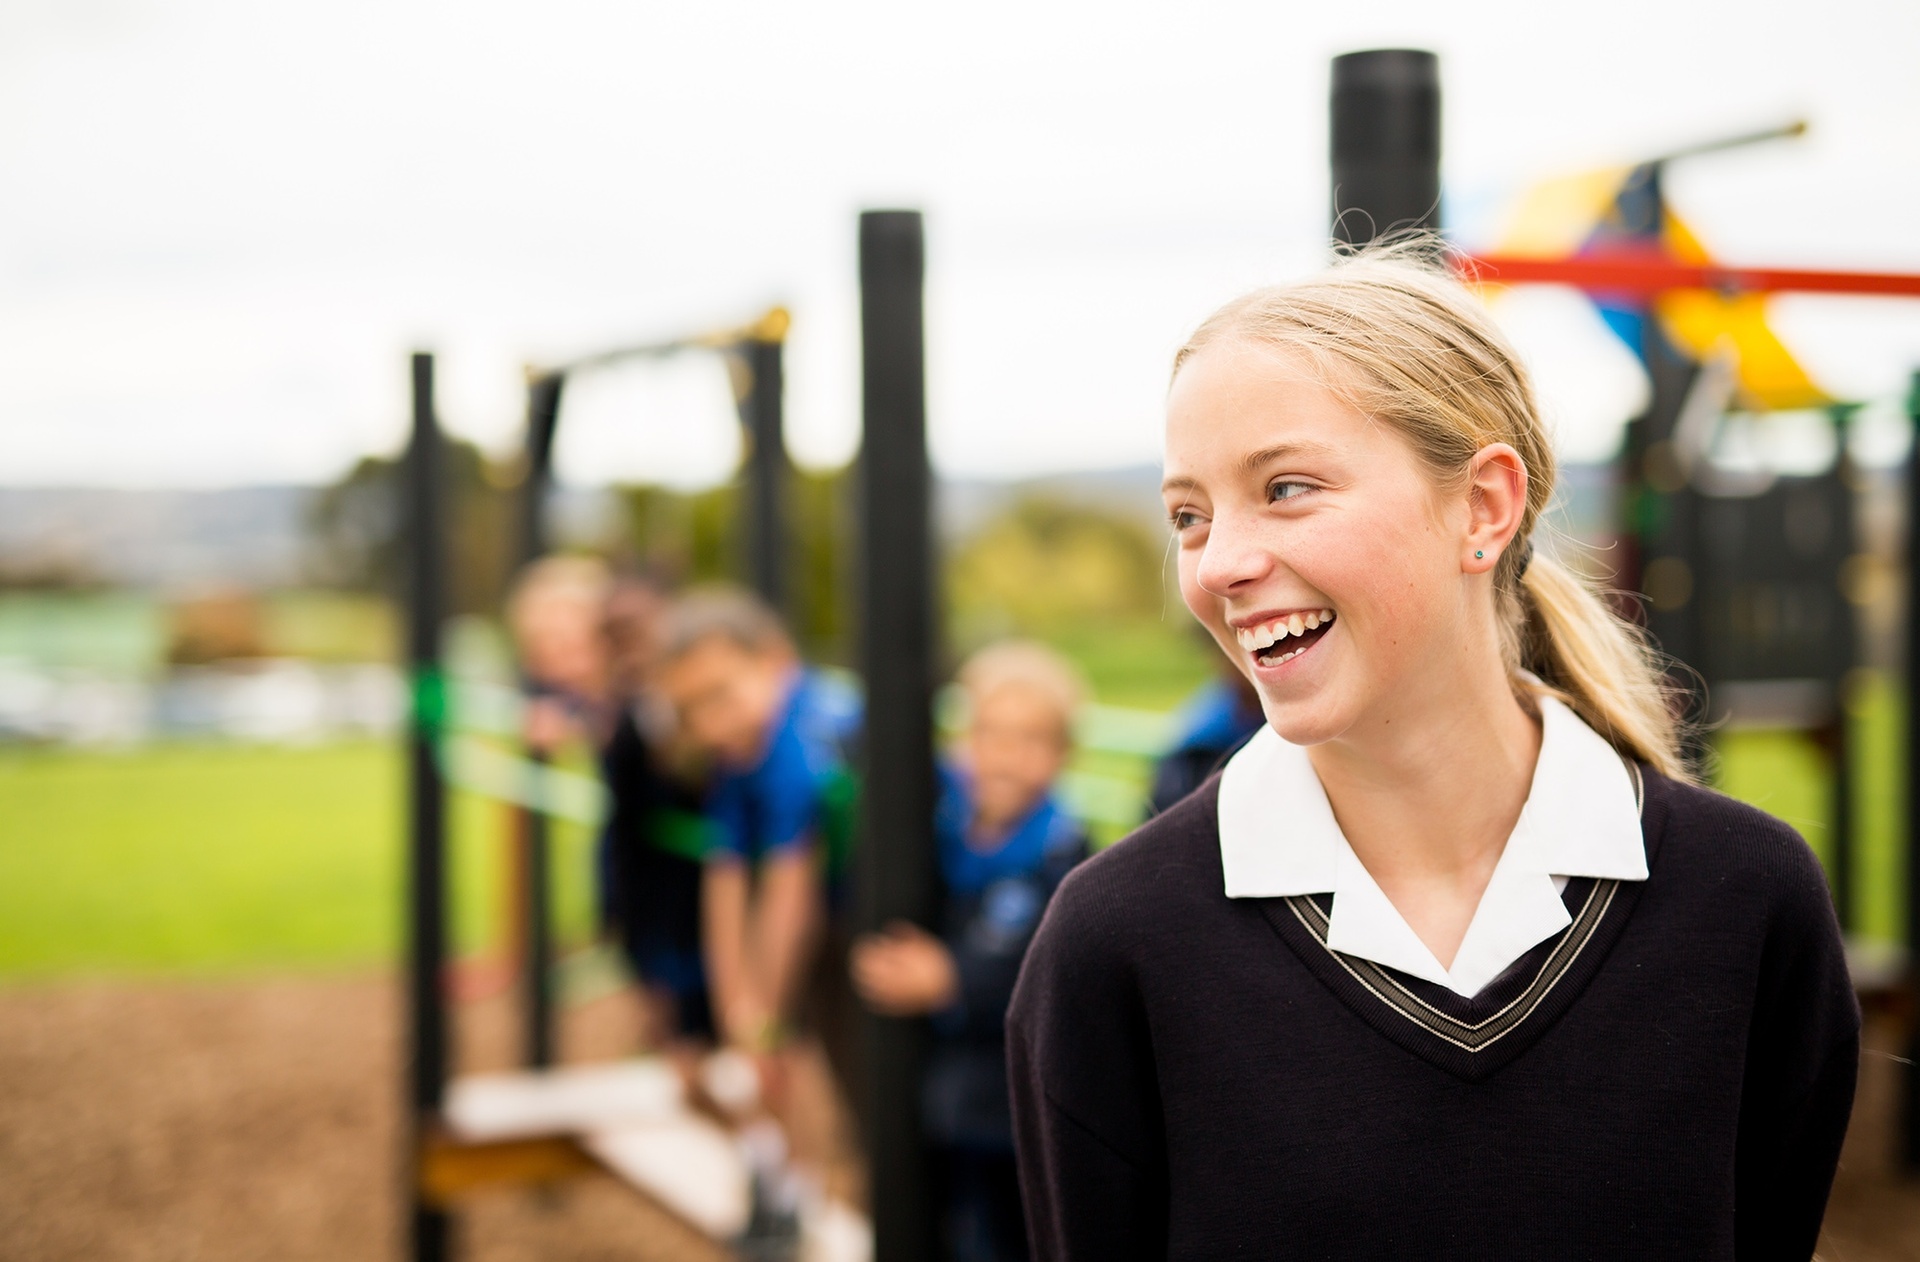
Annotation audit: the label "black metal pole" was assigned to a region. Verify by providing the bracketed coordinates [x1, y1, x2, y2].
[1903, 369, 1920, 1171]
[519, 373, 565, 565]
[1330, 49, 1441, 249]
[522, 804, 554, 1070]
[856, 209, 940, 1262]
[405, 351, 452, 1262]
[738, 335, 789, 615]
[518, 373, 565, 1071]
[1830, 406, 1861, 934]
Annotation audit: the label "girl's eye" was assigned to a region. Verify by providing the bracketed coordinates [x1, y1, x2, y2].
[1268, 480, 1316, 504]
[1169, 509, 1202, 531]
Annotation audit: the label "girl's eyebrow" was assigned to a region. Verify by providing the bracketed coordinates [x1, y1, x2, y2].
[1239, 440, 1339, 474]
[1162, 439, 1343, 496]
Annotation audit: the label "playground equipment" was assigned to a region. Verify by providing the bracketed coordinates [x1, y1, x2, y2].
[399, 211, 941, 1260]
[1335, 47, 1920, 1171]
[511, 306, 791, 1072]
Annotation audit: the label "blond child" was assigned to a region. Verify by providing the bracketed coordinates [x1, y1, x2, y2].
[852, 640, 1091, 1262]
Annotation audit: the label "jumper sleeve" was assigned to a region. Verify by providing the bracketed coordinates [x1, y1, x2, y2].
[1006, 867, 1167, 1262]
[1733, 829, 1861, 1261]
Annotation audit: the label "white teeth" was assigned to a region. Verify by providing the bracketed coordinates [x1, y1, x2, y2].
[1241, 608, 1337, 660]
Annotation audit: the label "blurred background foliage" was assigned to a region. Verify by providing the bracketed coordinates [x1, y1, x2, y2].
[309, 439, 519, 618]
[947, 496, 1170, 642]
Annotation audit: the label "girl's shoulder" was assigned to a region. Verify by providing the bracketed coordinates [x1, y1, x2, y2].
[1639, 767, 1838, 925]
[1035, 780, 1229, 957]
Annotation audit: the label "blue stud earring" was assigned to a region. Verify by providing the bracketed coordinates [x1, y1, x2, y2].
[1475, 550, 1485, 559]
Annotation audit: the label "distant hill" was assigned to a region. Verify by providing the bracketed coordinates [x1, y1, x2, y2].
[0, 470, 1173, 593]
[0, 487, 318, 591]
[939, 464, 1166, 542]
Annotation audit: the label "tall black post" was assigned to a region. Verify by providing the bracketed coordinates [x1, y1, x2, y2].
[1903, 369, 1920, 1170]
[518, 373, 565, 1070]
[519, 373, 565, 565]
[1330, 49, 1441, 248]
[738, 335, 789, 615]
[856, 210, 940, 1262]
[404, 352, 452, 1262]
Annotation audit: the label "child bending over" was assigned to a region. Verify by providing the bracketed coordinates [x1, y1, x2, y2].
[658, 587, 859, 1061]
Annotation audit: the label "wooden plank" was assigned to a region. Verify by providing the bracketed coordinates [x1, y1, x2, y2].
[417, 1132, 600, 1206]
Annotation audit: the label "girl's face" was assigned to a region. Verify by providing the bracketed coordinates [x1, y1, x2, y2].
[1163, 338, 1482, 748]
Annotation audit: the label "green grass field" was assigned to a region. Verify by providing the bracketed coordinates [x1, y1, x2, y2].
[0, 741, 600, 979]
[0, 646, 1907, 980]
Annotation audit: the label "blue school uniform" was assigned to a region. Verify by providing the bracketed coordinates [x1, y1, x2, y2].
[1147, 677, 1265, 814]
[924, 766, 1088, 1262]
[704, 668, 861, 883]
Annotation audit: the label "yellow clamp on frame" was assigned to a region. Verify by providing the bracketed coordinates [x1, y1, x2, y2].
[736, 304, 790, 345]
[521, 305, 790, 383]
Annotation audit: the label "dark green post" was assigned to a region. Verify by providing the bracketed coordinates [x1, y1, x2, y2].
[404, 351, 451, 1261]
[517, 372, 565, 1070]
[856, 209, 940, 1262]
[1904, 370, 1920, 1170]
[737, 333, 790, 615]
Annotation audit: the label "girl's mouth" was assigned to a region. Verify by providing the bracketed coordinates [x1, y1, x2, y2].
[1234, 608, 1335, 669]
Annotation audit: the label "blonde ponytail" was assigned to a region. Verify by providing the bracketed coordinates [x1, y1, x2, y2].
[1517, 556, 1689, 781]
[1175, 238, 1691, 781]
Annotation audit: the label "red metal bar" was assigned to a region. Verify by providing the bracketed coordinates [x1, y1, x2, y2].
[1457, 253, 1920, 298]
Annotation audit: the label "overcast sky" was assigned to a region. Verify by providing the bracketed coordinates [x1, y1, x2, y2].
[3, 0, 1918, 489]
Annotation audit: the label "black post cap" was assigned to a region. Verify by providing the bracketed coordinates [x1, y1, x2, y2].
[1330, 49, 1442, 247]
[860, 210, 925, 282]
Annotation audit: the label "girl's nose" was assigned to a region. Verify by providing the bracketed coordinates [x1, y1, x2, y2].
[1195, 514, 1275, 597]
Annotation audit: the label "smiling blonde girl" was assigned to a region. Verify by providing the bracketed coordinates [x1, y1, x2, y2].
[1006, 245, 1858, 1262]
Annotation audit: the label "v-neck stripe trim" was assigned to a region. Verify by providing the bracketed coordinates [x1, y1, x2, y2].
[1283, 878, 1620, 1053]
[1250, 762, 1662, 1082]
[1276, 764, 1642, 1054]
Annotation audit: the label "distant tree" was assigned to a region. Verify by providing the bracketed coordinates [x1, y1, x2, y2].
[0, 555, 106, 591]
[947, 495, 1168, 646]
[166, 591, 266, 664]
[307, 439, 516, 616]
[613, 463, 852, 664]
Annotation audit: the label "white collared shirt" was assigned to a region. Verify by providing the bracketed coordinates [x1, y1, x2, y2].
[1218, 695, 1647, 998]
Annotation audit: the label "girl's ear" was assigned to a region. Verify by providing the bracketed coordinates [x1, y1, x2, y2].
[1463, 444, 1527, 575]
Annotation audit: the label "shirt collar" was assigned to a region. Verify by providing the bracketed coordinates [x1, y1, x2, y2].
[1218, 694, 1646, 997]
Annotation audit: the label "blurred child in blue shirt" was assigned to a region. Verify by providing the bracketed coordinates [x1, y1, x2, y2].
[1147, 660, 1263, 815]
[852, 640, 1090, 1262]
[658, 586, 860, 1063]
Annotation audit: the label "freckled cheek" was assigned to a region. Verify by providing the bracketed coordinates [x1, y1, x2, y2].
[1292, 519, 1433, 634]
